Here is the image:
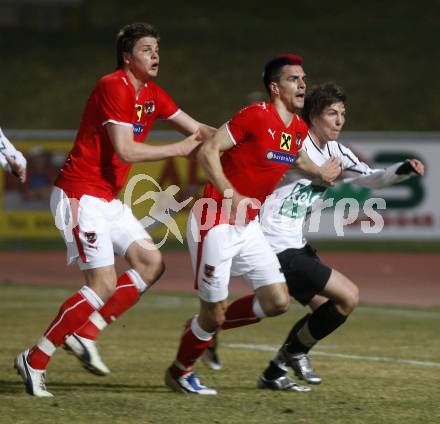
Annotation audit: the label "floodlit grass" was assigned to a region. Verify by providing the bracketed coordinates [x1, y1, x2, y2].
[1, 284, 439, 424]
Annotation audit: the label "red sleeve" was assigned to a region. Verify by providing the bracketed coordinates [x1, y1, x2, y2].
[98, 78, 133, 125]
[226, 105, 259, 145]
[154, 84, 179, 119]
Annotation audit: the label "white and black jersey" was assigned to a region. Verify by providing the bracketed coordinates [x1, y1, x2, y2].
[260, 133, 414, 253]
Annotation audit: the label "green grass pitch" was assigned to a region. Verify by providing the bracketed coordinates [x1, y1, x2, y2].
[1, 284, 439, 424]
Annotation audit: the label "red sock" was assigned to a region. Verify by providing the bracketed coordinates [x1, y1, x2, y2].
[170, 321, 214, 378]
[27, 347, 49, 370]
[76, 271, 140, 340]
[221, 294, 261, 330]
[27, 290, 95, 369]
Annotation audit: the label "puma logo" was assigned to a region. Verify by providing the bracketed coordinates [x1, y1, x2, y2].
[268, 129, 276, 140]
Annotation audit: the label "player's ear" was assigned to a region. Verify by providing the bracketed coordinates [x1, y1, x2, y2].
[122, 52, 131, 66]
[270, 81, 279, 96]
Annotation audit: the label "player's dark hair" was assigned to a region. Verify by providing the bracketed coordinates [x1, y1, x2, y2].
[302, 82, 347, 126]
[116, 23, 160, 69]
[262, 54, 303, 95]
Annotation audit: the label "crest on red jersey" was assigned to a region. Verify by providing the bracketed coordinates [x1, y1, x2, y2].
[144, 101, 155, 116]
[85, 232, 97, 244]
[295, 133, 302, 148]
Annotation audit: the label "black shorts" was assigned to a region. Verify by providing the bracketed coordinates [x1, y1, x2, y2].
[277, 244, 332, 306]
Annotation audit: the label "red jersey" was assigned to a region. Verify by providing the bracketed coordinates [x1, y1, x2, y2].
[55, 69, 179, 200]
[203, 101, 308, 223]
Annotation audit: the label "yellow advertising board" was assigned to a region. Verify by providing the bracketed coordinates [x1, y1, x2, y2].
[0, 140, 207, 244]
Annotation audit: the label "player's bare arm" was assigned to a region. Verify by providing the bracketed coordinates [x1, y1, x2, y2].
[196, 125, 235, 195]
[168, 111, 216, 160]
[197, 125, 259, 223]
[168, 111, 216, 140]
[295, 150, 341, 184]
[106, 122, 201, 163]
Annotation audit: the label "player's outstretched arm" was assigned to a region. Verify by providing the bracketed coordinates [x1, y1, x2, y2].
[168, 111, 216, 140]
[338, 143, 425, 188]
[0, 127, 27, 183]
[106, 122, 202, 163]
[296, 150, 341, 184]
[168, 111, 217, 160]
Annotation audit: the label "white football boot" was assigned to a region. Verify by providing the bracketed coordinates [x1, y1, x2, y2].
[165, 368, 217, 395]
[14, 350, 53, 397]
[64, 333, 110, 376]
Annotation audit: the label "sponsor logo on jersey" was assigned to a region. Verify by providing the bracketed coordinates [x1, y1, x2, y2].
[280, 132, 292, 151]
[265, 150, 297, 164]
[144, 100, 155, 115]
[133, 123, 145, 136]
[279, 182, 326, 218]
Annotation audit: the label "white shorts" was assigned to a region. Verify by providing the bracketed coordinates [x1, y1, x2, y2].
[50, 187, 151, 270]
[187, 210, 285, 303]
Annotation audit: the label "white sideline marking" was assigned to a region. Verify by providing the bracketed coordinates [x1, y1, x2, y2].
[225, 343, 440, 368]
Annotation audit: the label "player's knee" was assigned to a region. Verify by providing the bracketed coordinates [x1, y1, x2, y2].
[136, 254, 165, 285]
[340, 283, 359, 315]
[273, 297, 290, 316]
[348, 284, 360, 312]
[263, 294, 290, 317]
[83, 264, 118, 302]
[257, 283, 290, 317]
[90, 274, 117, 302]
[151, 259, 165, 282]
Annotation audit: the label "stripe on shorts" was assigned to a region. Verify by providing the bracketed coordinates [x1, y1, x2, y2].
[72, 226, 87, 264]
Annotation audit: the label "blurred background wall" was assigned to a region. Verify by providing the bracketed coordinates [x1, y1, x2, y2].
[0, 0, 439, 130]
